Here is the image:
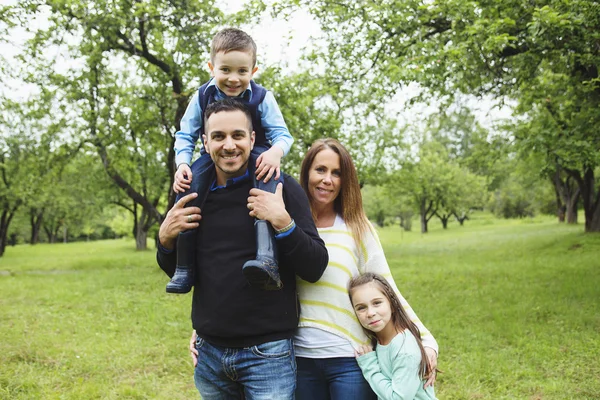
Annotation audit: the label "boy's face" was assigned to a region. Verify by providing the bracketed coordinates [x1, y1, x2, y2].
[208, 50, 258, 97]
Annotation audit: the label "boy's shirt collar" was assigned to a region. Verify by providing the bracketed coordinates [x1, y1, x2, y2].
[204, 78, 253, 102]
[210, 168, 251, 191]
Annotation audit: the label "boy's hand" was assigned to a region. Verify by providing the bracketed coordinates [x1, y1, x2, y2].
[255, 146, 283, 183]
[173, 164, 192, 193]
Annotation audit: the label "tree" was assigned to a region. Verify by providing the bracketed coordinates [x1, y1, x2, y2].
[9, 0, 227, 248]
[396, 141, 459, 233]
[362, 184, 399, 227]
[288, 0, 600, 231]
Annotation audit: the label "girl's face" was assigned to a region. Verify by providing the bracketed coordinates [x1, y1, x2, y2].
[307, 148, 342, 211]
[351, 282, 396, 342]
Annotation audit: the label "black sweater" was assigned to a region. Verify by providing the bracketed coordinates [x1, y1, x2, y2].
[157, 173, 328, 347]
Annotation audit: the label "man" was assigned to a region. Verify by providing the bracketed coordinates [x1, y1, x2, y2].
[157, 98, 328, 399]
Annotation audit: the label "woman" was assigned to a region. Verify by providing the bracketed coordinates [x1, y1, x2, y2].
[189, 138, 439, 398]
[294, 138, 438, 399]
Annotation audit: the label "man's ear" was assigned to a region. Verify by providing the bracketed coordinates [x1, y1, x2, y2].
[250, 131, 255, 150]
[208, 62, 215, 76]
[202, 134, 208, 151]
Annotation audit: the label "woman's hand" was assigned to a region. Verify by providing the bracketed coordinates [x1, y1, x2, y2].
[424, 347, 438, 388]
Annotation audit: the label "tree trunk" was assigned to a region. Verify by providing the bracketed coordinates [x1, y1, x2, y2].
[0, 206, 19, 257]
[553, 169, 579, 224]
[566, 197, 578, 224]
[557, 205, 566, 223]
[420, 199, 428, 233]
[452, 211, 469, 226]
[63, 226, 68, 243]
[134, 207, 156, 250]
[30, 208, 44, 244]
[435, 211, 450, 229]
[554, 183, 566, 222]
[135, 227, 148, 250]
[0, 211, 9, 257]
[567, 167, 600, 232]
[419, 199, 436, 234]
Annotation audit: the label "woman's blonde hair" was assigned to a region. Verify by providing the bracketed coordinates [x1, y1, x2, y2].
[300, 138, 370, 245]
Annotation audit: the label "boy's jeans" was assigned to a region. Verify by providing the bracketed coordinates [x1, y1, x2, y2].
[194, 337, 296, 400]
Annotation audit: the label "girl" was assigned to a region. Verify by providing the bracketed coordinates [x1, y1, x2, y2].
[349, 273, 437, 400]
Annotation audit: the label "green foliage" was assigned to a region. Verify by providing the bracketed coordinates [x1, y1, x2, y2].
[287, 0, 600, 231]
[362, 184, 399, 227]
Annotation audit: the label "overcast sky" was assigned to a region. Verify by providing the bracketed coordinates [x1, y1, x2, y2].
[1, 0, 512, 131]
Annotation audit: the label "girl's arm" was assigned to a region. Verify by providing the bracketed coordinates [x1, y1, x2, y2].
[357, 352, 423, 400]
[360, 223, 439, 354]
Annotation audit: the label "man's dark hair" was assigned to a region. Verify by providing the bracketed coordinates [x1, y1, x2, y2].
[204, 99, 253, 132]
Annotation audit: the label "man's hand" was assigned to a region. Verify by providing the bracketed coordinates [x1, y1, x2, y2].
[158, 193, 201, 250]
[354, 344, 374, 358]
[255, 147, 283, 183]
[190, 330, 199, 367]
[247, 183, 291, 231]
[173, 164, 193, 193]
[424, 347, 438, 388]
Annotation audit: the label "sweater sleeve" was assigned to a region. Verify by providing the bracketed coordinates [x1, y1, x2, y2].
[361, 223, 439, 354]
[357, 350, 423, 400]
[277, 175, 328, 283]
[156, 244, 177, 278]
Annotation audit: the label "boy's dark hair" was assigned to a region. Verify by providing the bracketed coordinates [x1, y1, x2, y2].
[211, 28, 257, 67]
[204, 99, 253, 132]
[348, 272, 434, 381]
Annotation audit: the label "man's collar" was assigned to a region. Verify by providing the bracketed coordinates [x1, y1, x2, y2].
[210, 168, 251, 191]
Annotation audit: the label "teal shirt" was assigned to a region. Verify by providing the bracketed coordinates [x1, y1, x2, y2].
[356, 331, 437, 400]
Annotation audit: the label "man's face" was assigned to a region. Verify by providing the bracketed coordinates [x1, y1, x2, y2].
[203, 109, 255, 186]
[208, 50, 258, 97]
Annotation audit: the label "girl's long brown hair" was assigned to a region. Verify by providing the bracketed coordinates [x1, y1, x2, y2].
[300, 138, 370, 245]
[348, 273, 433, 380]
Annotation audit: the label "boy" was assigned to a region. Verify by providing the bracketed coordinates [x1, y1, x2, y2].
[168, 28, 294, 294]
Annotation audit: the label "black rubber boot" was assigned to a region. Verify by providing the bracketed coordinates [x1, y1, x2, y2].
[242, 220, 282, 290]
[166, 230, 196, 294]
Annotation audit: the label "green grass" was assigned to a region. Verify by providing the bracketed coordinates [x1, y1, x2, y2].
[1, 215, 599, 399]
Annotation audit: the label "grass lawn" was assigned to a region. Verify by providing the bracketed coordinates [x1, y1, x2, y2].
[0, 214, 599, 399]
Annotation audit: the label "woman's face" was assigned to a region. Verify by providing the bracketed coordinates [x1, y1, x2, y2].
[308, 148, 342, 210]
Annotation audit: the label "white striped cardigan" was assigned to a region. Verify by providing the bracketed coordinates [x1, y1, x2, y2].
[296, 216, 439, 353]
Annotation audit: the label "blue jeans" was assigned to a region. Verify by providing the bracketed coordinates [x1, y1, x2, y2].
[194, 337, 296, 399]
[295, 357, 376, 400]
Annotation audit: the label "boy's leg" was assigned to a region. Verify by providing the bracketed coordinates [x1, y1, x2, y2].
[242, 150, 283, 291]
[166, 153, 213, 294]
